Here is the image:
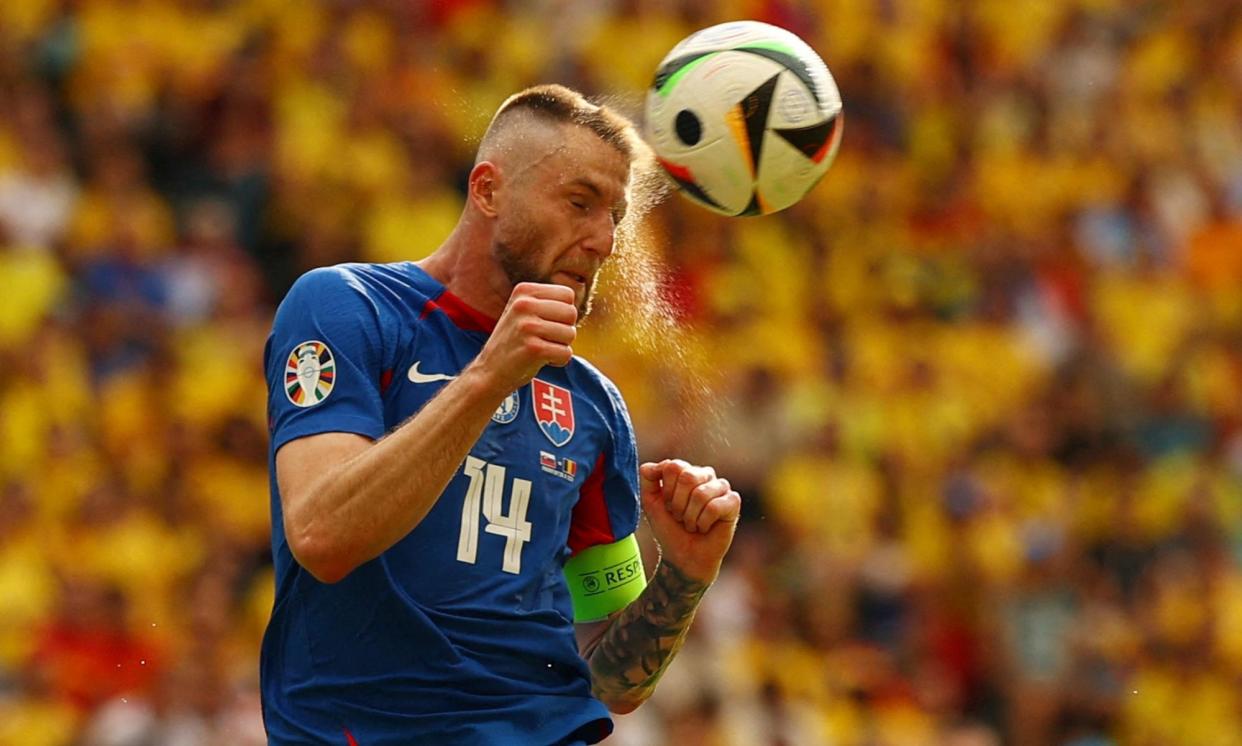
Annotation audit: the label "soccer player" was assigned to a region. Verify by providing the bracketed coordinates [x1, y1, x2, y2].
[262, 85, 741, 744]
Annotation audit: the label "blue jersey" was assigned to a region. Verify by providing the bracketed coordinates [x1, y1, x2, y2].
[261, 262, 641, 745]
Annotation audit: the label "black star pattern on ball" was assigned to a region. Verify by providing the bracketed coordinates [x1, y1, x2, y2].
[735, 46, 823, 105]
[736, 192, 764, 217]
[773, 112, 842, 163]
[736, 74, 780, 175]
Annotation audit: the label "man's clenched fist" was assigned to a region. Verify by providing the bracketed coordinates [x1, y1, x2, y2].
[640, 459, 741, 585]
[474, 282, 577, 394]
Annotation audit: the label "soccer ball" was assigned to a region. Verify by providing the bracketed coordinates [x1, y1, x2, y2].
[644, 21, 843, 217]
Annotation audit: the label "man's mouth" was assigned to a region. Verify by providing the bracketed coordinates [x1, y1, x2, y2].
[554, 270, 589, 287]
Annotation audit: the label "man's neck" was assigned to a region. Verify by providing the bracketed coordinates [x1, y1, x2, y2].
[417, 225, 512, 319]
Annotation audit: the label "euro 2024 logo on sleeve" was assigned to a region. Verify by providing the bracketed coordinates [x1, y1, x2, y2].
[532, 379, 574, 446]
[285, 341, 335, 407]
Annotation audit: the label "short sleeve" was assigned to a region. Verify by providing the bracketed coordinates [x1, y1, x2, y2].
[265, 266, 389, 453]
[567, 378, 641, 556]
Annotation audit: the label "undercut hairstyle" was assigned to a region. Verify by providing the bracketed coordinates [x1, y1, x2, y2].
[477, 84, 640, 164]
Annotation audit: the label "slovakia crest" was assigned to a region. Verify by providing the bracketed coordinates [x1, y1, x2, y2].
[532, 379, 574, 447]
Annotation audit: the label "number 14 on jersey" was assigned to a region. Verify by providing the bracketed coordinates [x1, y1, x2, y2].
[456, 455, 533, 574]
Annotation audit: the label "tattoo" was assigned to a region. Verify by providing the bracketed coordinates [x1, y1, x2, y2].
[584, 560, 710, 708]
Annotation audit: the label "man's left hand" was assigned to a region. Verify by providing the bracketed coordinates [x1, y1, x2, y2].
[639, 460, 741, 585]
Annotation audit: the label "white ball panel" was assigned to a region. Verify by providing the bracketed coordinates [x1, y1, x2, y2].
[757, 133, 828, 213]
[679, 136, 757, 214]
[645, 20, 843, 217]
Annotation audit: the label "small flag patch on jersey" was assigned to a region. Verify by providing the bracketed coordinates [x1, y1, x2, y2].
[285, 340, 336, 408]
[540, 450, 577, 482]
[532, 379, 575, 446]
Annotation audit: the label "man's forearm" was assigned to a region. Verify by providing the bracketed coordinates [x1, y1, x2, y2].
[582, 560, 711, 712]
[283, 364, 508, 581]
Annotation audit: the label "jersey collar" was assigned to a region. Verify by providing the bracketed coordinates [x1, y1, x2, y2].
[408, 261, 500, 334]
[428, 287, 498, 334]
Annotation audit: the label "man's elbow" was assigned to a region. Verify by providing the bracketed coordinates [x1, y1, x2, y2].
[599, 691, 648, 715]
[607, 699, 641, 716]
[285, 518, 356, 584]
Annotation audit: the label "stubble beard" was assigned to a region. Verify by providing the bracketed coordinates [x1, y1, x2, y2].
[493, 236, 596, 321]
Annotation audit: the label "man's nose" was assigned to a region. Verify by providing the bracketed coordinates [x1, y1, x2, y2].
[581, 212, 616, 259]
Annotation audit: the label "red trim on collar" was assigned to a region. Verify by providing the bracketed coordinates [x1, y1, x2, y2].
[419, 289, 498, 334]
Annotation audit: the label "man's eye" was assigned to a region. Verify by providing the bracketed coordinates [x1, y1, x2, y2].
[569, 199, 588, 211]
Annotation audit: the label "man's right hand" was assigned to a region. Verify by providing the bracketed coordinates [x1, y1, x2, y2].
[471, 282, 578, 395]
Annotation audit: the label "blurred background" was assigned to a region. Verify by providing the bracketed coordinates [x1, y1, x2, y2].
[0, 0, 1240, 744]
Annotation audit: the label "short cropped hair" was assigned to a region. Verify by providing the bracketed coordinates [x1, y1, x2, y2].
[478, 84, 639, 162]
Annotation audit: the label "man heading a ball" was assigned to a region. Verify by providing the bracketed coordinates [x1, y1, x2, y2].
[261, 84, 741, 744]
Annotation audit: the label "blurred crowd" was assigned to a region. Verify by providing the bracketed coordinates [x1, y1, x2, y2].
[0, 0, 1239, 744]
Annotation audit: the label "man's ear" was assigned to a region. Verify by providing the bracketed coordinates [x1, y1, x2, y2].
[469, 161, 501, 218]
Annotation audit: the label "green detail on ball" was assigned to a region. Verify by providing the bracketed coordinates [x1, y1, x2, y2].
[656, 52, 719, 97]
[738, 40, 800, 57]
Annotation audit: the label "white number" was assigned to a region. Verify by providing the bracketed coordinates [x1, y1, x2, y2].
[456, 455, 533, 574]
[456, 456, 486, 565]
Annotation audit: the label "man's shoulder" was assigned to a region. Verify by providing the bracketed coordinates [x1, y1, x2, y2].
[289, 261, 435, 299]
[281, 262, 440, 319]
[568, 356, 617, 392]
[567, 356, 629, 420]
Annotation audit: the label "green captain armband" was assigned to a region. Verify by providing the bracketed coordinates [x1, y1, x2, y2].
[564, 534, 647, 622]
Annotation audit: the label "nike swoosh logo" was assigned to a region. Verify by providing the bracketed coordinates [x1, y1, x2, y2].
[407, 361, 457, 384]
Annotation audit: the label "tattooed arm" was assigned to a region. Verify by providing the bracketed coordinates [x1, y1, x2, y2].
[576, 459, 741, 713]
[578, 560, 710, 713]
